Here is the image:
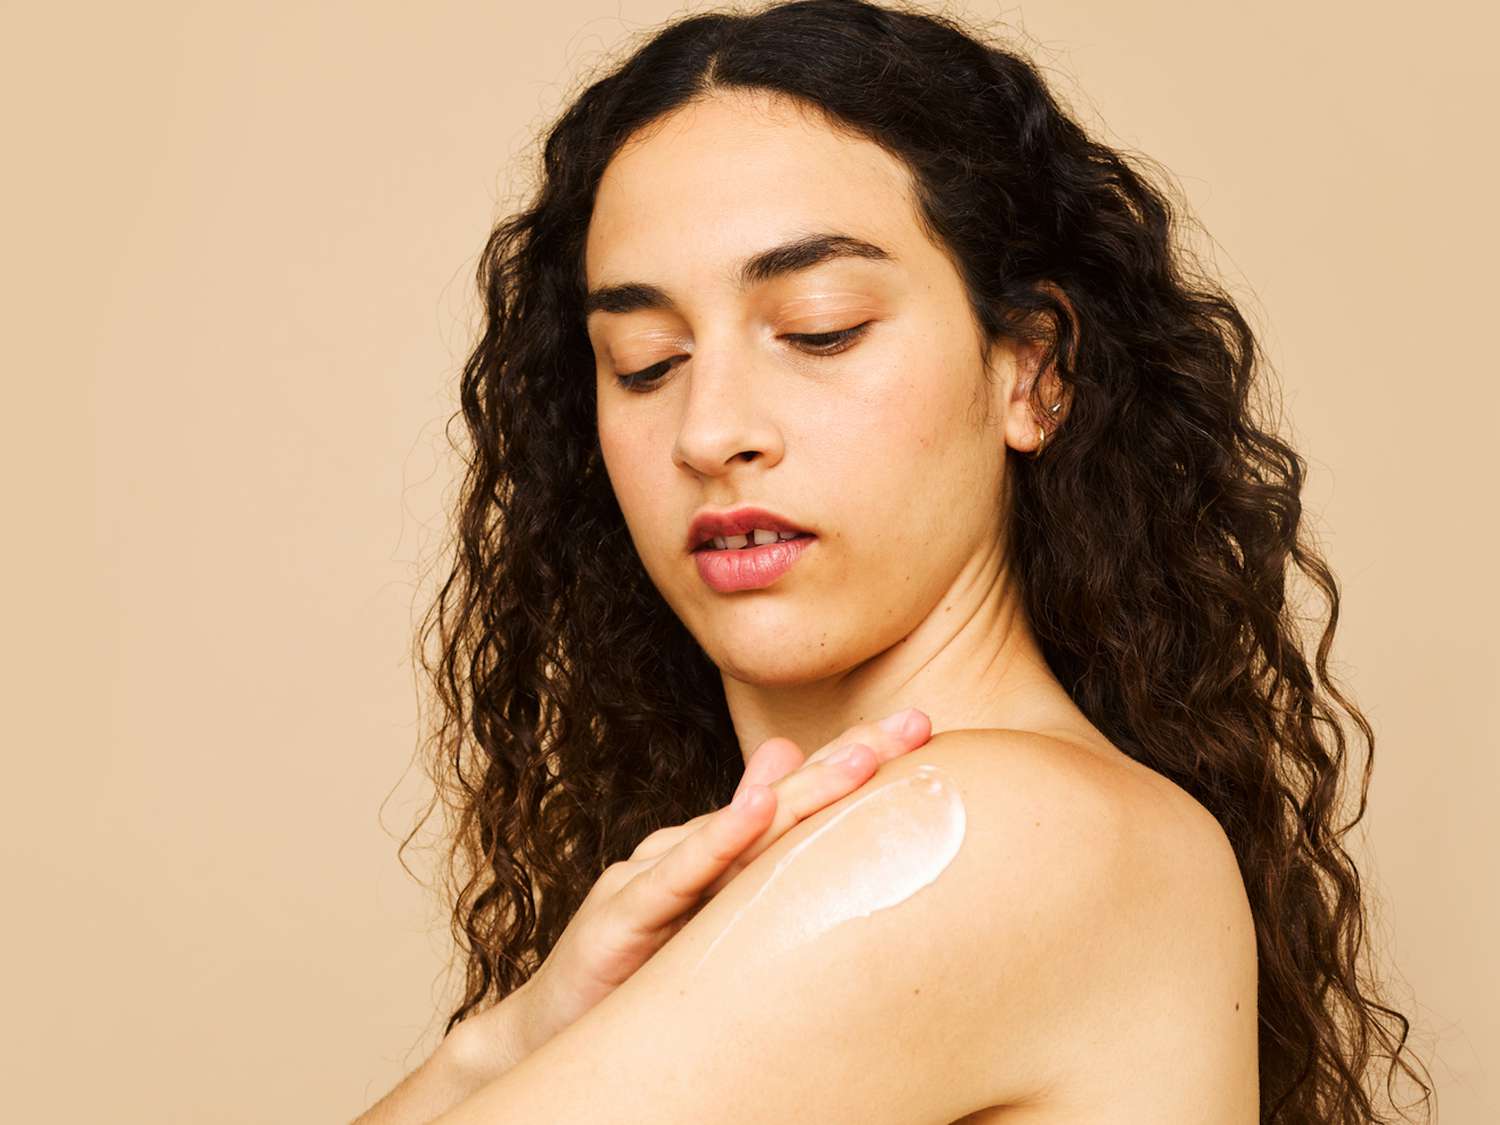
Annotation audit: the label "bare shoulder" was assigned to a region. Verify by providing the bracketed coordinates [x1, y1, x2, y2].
[913, 724, 1258, 994]
[912, 727, 1260, 1116]
[916, 725, 1252, 902]
[433, 724, 1256, 1125]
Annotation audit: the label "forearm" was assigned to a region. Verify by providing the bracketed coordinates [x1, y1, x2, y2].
[349, 1031, 479, 1125]
[351, 987, 539, 1125]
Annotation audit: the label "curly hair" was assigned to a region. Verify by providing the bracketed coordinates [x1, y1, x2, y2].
[400, 2, 1434, 1120]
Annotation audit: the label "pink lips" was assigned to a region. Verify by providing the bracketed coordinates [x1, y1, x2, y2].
[693, 534, 816, 592]
[686, 505, 814, 554]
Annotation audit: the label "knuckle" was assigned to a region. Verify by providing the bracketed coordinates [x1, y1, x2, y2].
[635, 827, 674, 853]
[750, 736, 781, 763]
[599, 859, 636, 890]
[811, 725, 881, 765]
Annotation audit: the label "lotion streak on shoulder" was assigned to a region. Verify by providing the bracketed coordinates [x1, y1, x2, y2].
[687, 764, 966, 977]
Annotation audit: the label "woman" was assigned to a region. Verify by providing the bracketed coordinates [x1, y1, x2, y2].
[357, 1, 1433, 1121]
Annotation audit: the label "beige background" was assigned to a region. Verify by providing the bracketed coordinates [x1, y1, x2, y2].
[4, 1, 1494, 1120]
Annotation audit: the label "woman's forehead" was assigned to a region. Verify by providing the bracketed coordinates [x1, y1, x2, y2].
[586, 96, 919, 282]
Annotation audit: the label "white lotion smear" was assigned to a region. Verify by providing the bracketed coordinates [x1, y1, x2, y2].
[686, 763, 966, 979]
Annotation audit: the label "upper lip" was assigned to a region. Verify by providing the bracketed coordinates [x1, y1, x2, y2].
[687, 505, 816, 552]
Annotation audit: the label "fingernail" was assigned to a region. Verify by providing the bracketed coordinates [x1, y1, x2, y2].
[879, 707, 916, 736]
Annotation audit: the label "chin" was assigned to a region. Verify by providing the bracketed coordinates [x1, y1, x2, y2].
[712, 645, 832, 688]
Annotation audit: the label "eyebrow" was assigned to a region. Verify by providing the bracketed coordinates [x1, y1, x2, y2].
[583, 231, 896, 318]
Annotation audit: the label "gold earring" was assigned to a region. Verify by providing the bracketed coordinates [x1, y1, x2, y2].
[1034, 401, 1062, 456]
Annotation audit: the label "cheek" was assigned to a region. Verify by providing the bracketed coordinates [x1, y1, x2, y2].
[820, 362, 951, 503]
[822, 358, 990, 571]
[600, 416, 695, 585]
[599, 420, 659, 528]
[800, 398, 947, 598]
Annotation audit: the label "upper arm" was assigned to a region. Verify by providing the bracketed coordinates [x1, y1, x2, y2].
[431, 729, 1137, 1125]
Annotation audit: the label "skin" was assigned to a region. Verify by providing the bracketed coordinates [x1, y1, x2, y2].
[362, 86, 1261, 1125]
[574, 89, 1259, 1121]
[586, 87, 1121, 771]
[683, 761, 967, 980]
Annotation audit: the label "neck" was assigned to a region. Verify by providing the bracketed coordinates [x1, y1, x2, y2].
[720, 532, 1076, 766]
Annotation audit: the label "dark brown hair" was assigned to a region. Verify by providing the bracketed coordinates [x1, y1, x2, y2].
[402, 2, 1434, 1120]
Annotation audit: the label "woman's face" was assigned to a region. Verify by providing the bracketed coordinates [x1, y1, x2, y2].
[585, 90, 1031, 689]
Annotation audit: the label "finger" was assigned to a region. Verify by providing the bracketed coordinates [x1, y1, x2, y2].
[615, 783, 776, 935]
[660, 713, 930, 883]
[802, 708, 931, 769]
[629, 815, 705, 862]
[710, 712, 932, 889]
[782, 742, 882, 817]
[701, 742, 881, 898]
[734, 735, 806, 797]
[635, 735, 807, 864]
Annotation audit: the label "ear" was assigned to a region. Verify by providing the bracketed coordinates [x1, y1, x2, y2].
[992, 281, 1075, 457]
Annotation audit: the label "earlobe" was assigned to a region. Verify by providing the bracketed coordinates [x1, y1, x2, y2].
[1015, 283, 1077, 455]
[994, 339, 1065, 457]
[1031, 400, 1064, 457]
[985, 285, 1075, 456]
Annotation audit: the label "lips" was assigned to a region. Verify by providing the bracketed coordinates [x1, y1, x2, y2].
[686, 505, 815, 553]
[693, 532, 816, 592]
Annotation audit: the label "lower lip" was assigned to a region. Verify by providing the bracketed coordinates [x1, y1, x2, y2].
[692, 535, 816, 593]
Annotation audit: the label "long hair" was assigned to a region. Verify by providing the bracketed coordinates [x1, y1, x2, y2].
[403, 2, 1433, 1120]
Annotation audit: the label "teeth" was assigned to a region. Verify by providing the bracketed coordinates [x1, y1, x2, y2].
[708, 529, 805, 550]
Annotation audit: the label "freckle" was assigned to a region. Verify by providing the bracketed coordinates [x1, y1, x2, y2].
[913, 987, 921, 995]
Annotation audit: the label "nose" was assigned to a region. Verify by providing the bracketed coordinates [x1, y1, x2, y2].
[671, 345, 785, 476]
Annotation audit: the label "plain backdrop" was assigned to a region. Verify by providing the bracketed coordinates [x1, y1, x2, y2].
[4, 1, 1495, 1120]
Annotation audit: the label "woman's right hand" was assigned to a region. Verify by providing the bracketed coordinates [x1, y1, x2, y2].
[506, 707, 932, 1058]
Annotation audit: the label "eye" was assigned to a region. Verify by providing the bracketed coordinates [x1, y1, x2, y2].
[614, 358, 674, 392]
[613, 321, 874, 392]
[791, 322, 872, 354]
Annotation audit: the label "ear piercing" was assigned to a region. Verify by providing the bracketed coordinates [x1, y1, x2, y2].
[1034, 400, 1063, 455]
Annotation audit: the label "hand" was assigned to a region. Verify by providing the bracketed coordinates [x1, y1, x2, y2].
[520, 707, 931, 1052]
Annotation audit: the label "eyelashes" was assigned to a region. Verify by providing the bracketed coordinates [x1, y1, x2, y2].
[613, 321, 874, 392]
